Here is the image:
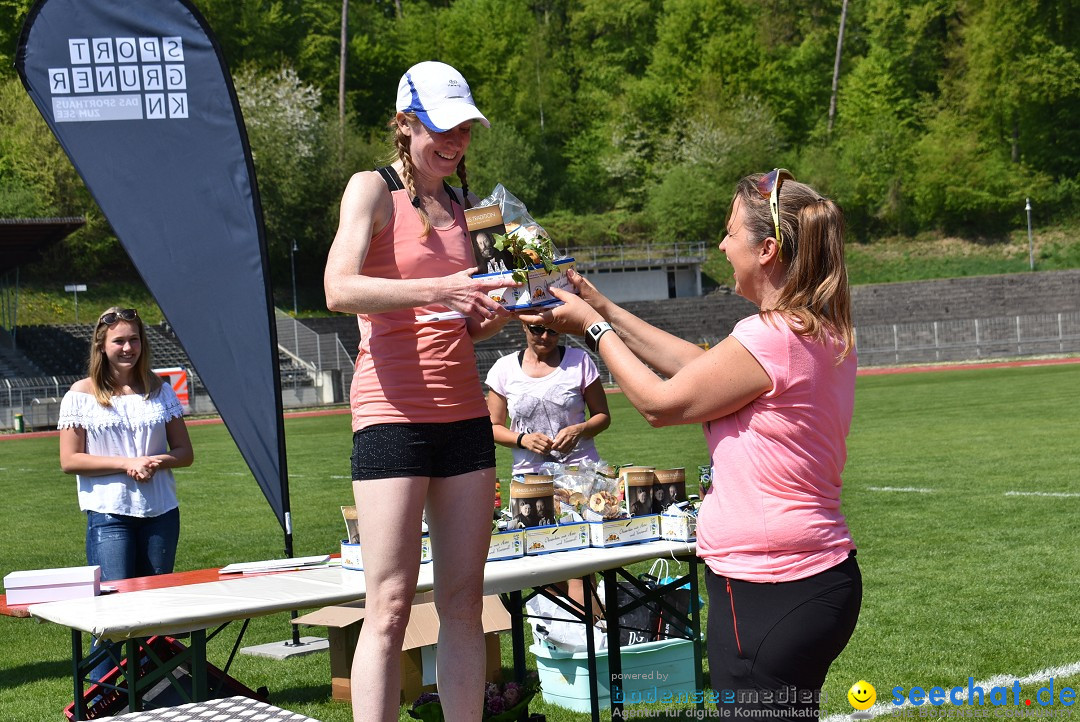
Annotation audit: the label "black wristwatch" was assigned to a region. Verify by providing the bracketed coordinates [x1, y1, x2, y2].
[585, 321, 613, 352]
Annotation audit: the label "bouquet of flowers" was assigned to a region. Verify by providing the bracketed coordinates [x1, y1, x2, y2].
[408, 680, 541, 722]
[493, 229, 560, 285]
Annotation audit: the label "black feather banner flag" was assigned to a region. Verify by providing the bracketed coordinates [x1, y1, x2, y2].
[17, 0, 294, 553]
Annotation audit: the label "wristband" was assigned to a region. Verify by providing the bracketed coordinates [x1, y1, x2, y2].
[516, 432, 526, 449]
[585, 321, 613, 352]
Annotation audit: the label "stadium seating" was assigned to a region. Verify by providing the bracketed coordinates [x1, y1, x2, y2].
[6, 322, 324, 392]
[15, 325, 89, 376]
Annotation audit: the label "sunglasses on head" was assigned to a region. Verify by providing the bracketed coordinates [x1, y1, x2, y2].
[756, 168, 796, 260]
[527, 325, 558, 337]
[98, 308, 138, 325]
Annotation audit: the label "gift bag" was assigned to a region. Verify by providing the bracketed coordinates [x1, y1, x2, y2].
[643, 559, 697, 641]
[598, 577, 661, 646]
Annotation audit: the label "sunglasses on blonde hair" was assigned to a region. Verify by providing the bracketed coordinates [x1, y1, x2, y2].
[98, 308, 138, 326]
[756, 168, 796, 260]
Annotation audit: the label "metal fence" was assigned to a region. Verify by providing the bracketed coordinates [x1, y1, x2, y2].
[855, 311, 1080, 366]
[4, 311, 1079, 431]
[275, 309, 356, 403]
[1, 376, 77, 431]
[564, 242, 708, 266]
[0, 313, 358, 431]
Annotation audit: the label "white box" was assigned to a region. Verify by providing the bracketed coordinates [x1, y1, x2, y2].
[524, 522, 590, 555]
[588, 515, 661, 548]
[660, 513, 697, 541]
[3, 565, 101, 605]
[488, 529, 525, 561]
[341, 536, 432, 572]
[480, 258, 576, 310]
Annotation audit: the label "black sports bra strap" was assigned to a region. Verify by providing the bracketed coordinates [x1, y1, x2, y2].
[444, 181, 461, 206]
[376, 166, 404, 192]
[378, 166, 461, 208]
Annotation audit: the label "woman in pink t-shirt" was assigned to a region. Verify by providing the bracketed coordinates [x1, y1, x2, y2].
[324, 61, 513, 722]
[525, 171, 861, 720]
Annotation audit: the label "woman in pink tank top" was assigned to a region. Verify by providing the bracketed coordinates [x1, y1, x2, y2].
[324, 61, 515, 722]
[525, 171, 862, 721]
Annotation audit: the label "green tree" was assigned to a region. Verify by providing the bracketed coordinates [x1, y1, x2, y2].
[813, 0, 952, 238]
[559, 0, 663, 212]
[0, 0, 35, 78]
[468, 123, 544, 204]
[195, 0, 306, 71]
[645, 97, 783, 243]
[952, 0, 1080, 178]
[0, 77, 119, 275]
[910, 106, 1048, 234]
[232, 65, 345, 287]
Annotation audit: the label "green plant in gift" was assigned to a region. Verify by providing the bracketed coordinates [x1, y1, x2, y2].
[493, 231, 559, 284]
[408, 680, 541, 722]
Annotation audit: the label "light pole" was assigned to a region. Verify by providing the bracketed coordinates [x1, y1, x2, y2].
[1025, 198, 1034, 271]
[290, 240, 299, 315]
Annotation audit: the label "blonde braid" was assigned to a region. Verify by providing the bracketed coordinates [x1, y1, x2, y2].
[456, 156, 472, 209]
[393, 121, 432, 238]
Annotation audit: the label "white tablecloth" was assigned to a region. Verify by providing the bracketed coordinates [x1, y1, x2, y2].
[29, 540, 697, 642]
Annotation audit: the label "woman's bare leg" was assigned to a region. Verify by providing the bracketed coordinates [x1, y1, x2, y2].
[350, 476, 428, 722]
[425, 467, 497, 720]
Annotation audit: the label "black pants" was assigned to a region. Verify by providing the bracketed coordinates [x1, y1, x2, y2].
[705, 553, 862, 721]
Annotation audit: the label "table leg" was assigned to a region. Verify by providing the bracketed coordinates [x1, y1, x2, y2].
[190, 629, 208, 701]
[689, 557, 704, 709]
[127, 638, 141, 712]
[505, 590, 529, 722]
[71, 630, 86, 721]
[603, 568, 624, 721]
[508, 590, 526, 685]
[582, 574, 600, 722]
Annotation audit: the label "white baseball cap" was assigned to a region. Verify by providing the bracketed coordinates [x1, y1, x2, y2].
[396, 61, 490, 133]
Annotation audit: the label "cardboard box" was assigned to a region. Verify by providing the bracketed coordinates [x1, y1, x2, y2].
[653, 468, 688, 512]
[340, 536, 432, 571]
[464, 204, 516, 274]
[488, 529, 525, 561]
[660, 512, 697, 541]
[510, 478, 556, 528]
[478, 258, 576, 311]
[623, 468, 658, 517]
[293, 594, 509, 703]
[3, 565, 100, 605]
[588, 515, 661, 548]
[524, 521, 590, 555]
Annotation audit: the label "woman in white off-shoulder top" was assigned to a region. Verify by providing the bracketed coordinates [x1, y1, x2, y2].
[58, 307, 194, 582]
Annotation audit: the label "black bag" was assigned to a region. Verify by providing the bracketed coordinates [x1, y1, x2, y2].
[655, 584, 693, 640]
[644, 559, 695, 641]
[613, 577, 661, 646]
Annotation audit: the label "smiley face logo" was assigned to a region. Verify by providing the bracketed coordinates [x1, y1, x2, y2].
[848, 680, 877, 711]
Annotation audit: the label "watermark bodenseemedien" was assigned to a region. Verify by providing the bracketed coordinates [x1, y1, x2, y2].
[613, 685, 823, 707]
[606, 675, 1078, 719]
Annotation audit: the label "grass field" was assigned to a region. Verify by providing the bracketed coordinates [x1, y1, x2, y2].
[3, 362, 1080, 721]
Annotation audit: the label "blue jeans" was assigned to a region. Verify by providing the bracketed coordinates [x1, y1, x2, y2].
[86, 508, 180, 582]
[85, 508, 180, 685]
